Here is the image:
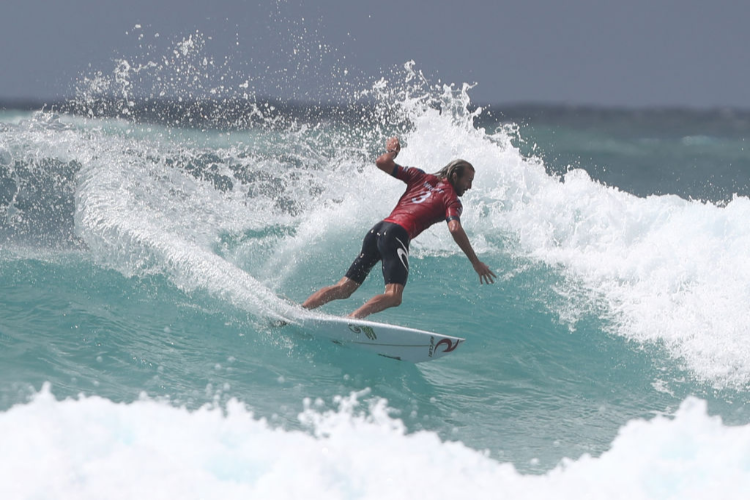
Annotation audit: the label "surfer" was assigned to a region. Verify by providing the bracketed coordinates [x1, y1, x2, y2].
[303, 137, 496, 318]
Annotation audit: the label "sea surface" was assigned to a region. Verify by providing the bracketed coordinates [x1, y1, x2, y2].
[2, 55, 750, 498]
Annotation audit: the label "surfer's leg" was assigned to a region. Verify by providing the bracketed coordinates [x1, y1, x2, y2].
[348, 283, 404, 319]
[302, 277, 360, 310]
[303, 223, 382, 311]
[347, 222, 410, 318]
[377, 222, 410, 287]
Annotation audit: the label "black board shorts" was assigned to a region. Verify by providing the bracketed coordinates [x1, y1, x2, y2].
[345, 221, 411, 286]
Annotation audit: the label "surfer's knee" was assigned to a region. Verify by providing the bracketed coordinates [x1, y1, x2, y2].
[336, 278, 359, 299]
[384, 284, 403, 307]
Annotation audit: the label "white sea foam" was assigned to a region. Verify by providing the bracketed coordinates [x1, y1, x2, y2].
[1, 385, 748, 500]
[475, 143, 750, 388]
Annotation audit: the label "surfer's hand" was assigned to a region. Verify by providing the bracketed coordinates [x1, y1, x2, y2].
[474, 261, 496, 284]
[386, 137, 400, 157]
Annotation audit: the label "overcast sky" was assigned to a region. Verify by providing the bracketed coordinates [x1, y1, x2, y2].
[2, 0, 749, 108]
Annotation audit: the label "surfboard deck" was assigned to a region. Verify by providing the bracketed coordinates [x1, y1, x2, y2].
[296, 315, 465, 363]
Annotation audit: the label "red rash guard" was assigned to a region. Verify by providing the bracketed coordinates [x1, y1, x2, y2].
[383, 165, 463, 239]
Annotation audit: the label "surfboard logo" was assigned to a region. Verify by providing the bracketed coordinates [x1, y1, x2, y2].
[348, 324, 377, 340]
[435, 338, 460, 353]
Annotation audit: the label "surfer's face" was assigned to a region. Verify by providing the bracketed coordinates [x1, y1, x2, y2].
[453, 168, 474, 197]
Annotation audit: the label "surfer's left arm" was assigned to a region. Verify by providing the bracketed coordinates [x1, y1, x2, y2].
[448, 219, 496, 284]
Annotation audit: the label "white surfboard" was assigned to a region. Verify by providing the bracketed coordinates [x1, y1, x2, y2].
[296, 315, 465, 363]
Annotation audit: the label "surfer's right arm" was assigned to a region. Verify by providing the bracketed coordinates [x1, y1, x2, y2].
[375, 137, 401, 174]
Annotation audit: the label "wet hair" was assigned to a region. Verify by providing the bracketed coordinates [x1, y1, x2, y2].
[433, 159, 474, 187]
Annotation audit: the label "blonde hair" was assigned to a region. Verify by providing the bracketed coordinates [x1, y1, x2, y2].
[434, 159, 474, 187]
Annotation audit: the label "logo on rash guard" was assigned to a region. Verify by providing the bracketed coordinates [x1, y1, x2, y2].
[411, 181, 446, 204]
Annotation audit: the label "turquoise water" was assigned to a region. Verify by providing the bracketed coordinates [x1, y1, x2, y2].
[2, 69, 750, 496]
